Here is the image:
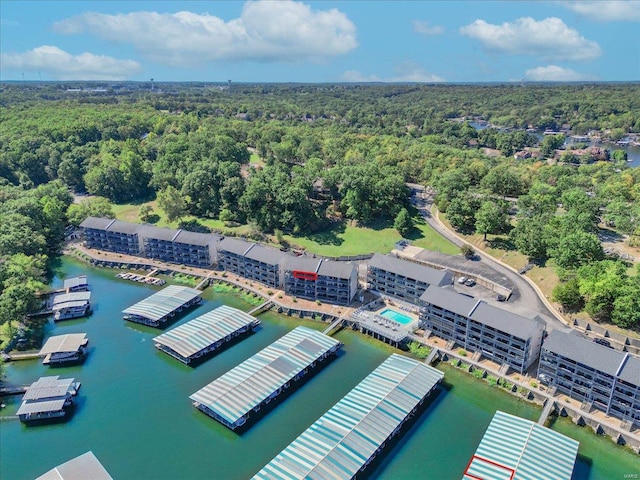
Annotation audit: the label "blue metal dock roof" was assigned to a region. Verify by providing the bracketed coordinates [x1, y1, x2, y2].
[122, 285, 201, 322]
[153, 305, 258, 361]
[252, 353, 444, 480]
[190, 326, 342, 428]
[463, 410, 579, 480]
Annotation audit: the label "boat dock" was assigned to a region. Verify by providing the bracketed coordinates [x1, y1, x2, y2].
[538, 400, 557, 425]
[190, 326, 343, 431]
[39, 333, 89, 366]
[248, 300, 273, 316]
[153, 305, 260, 365]
[122, 285, 202, 328]
[252, 354, 444, 480]
[116, 270, 166, 286]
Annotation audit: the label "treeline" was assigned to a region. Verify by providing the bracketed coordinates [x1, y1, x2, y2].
[0, 181, 73, 346]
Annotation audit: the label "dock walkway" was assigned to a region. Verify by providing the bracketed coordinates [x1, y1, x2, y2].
[538, 400, 556, 425]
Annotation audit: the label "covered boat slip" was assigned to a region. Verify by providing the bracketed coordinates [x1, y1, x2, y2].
[463, 410, 579, 480]
[190, 326, 343, 430]
[252, 354, 443, 480]
[16, 376, 80, 423]
[122, 285, 202, 327]
[39, 333, 88, 366]
[36, 451, 113, 480]
[153, 305, 260, 365]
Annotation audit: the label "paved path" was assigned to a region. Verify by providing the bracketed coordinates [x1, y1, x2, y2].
[408, 184, 568, 332]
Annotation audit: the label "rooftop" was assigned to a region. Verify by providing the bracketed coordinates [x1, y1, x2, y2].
[39, 334, 88, 356]
[174, 229, 221, 247]
[243, 243, 285, 266]
[618, 355, 640, 386]
[463, 410, 579, 480]
[543, 330, 627, 378]
[17, 376, 76, 416]
[122, 285, 202, 322]
[63, 275, 88, 290]
[190, 326, 341, 427]
[470, 301, 544, 340]
[139, 224, 179, 242]
[317, 259, 357, 279]
[420, 285, 478, 318]
[252, 354, 443, 480]
[218, 237, 254, 256]
[106, 219, 140, 235]
[369, 253, 452, 286]
[79, 217, 114, 230]
[153, 306, 257, 360]
[36, 451, 113, 480]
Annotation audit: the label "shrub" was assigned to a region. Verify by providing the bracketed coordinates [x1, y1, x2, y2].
[458, 349, 467, 357]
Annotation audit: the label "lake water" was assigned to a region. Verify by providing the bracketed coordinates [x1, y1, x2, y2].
[1, 257, 637, 479]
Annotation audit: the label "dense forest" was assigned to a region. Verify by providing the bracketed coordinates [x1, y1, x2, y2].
[1, 82, 639, 340]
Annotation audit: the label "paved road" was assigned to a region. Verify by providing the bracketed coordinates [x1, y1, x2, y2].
[407, 184, 568, 332]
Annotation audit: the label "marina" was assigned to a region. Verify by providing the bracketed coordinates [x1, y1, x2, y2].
[190, 326, 343, 430]
[122, 285, 202, 327]
[153, 305, 260, 365]
[1, 258, 637, 479]
[252, 354, 444, 479]
[16, 376, 80, 424]
[39, 333, 89, 366]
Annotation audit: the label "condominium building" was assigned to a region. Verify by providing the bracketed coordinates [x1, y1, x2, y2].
[79, 217, 220, 267]
[282, 256, 358, 305]
[366, 253, 453, 304]
[538, 330, 640, 427]
[217, 238, 284, 288]
[419, 286, 545, 374]
[80, 217, 141, 255]
[140, 225, 219, 267]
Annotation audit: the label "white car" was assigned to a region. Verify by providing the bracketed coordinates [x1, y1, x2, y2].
[458, 277, 468, 284]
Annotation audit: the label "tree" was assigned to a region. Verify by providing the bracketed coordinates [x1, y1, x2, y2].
[550, 231, 603, 269]
[394, 208, 413, 237]
[139, 205, 154, 223]
[551, 278, 584, 311]
[157, 186, 187, 223]
[446, 195, 480, 232]
[460, 244, 475, 259]
[510, 216, 549, 260]
[475, 201, 509, 241]
[67, 197, 114, 227]
[611, 284, 640, 328]
[540, 134, 565, 158]
[480, 167, 524, 199]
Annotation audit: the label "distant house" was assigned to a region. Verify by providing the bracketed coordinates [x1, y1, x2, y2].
[514, 150, 531, 160]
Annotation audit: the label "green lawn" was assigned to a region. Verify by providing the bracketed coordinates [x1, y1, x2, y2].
[284, 216, 458, 257]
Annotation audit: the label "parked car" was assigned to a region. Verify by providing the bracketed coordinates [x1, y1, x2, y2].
[593, 338, 612, 348]
[496, 294, 507, 302]
[458, 276, 468, 284]
[464, 278, 476, 287]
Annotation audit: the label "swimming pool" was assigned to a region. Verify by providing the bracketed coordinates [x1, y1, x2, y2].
[379, 308, 414, 325]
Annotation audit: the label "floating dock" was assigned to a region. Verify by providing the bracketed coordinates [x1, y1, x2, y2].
[463, 410, 579, 480]
[39, 333, 89, 366]
[16, 376, 80, 424]
[52, 291, 91, 321]
[153, 305, 260, 365]
[36, 451, 112, 480]
[252, 354, 444, 480]
[122, 285, 202, 328]
[190, 326, 343, 430]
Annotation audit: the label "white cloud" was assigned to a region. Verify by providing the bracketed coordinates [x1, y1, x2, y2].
[53, 0, 357, 66]
[1, 18, 19, 27]
[342, 61, 445, 83]
[0, 45, 142, 80]
[562, 1, 640, 22]
[525, 64, 597, 81]
[460, 17, 601, 62]
[413, 20, 444, 35]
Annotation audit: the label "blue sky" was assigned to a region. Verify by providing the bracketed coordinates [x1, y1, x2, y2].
[1, 1, 639, 82]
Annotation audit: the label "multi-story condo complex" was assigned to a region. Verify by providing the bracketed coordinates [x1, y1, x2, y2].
[79, 217, 220, 267]
[366, 253, 453, 304]
[538, 330, 640, 427]
[140, 225, 219, 267]
[282, 256, 358, 305]
[81, 217, 142, 255]
[419, 286, 545, 374]
[217, 238, 284, 288]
